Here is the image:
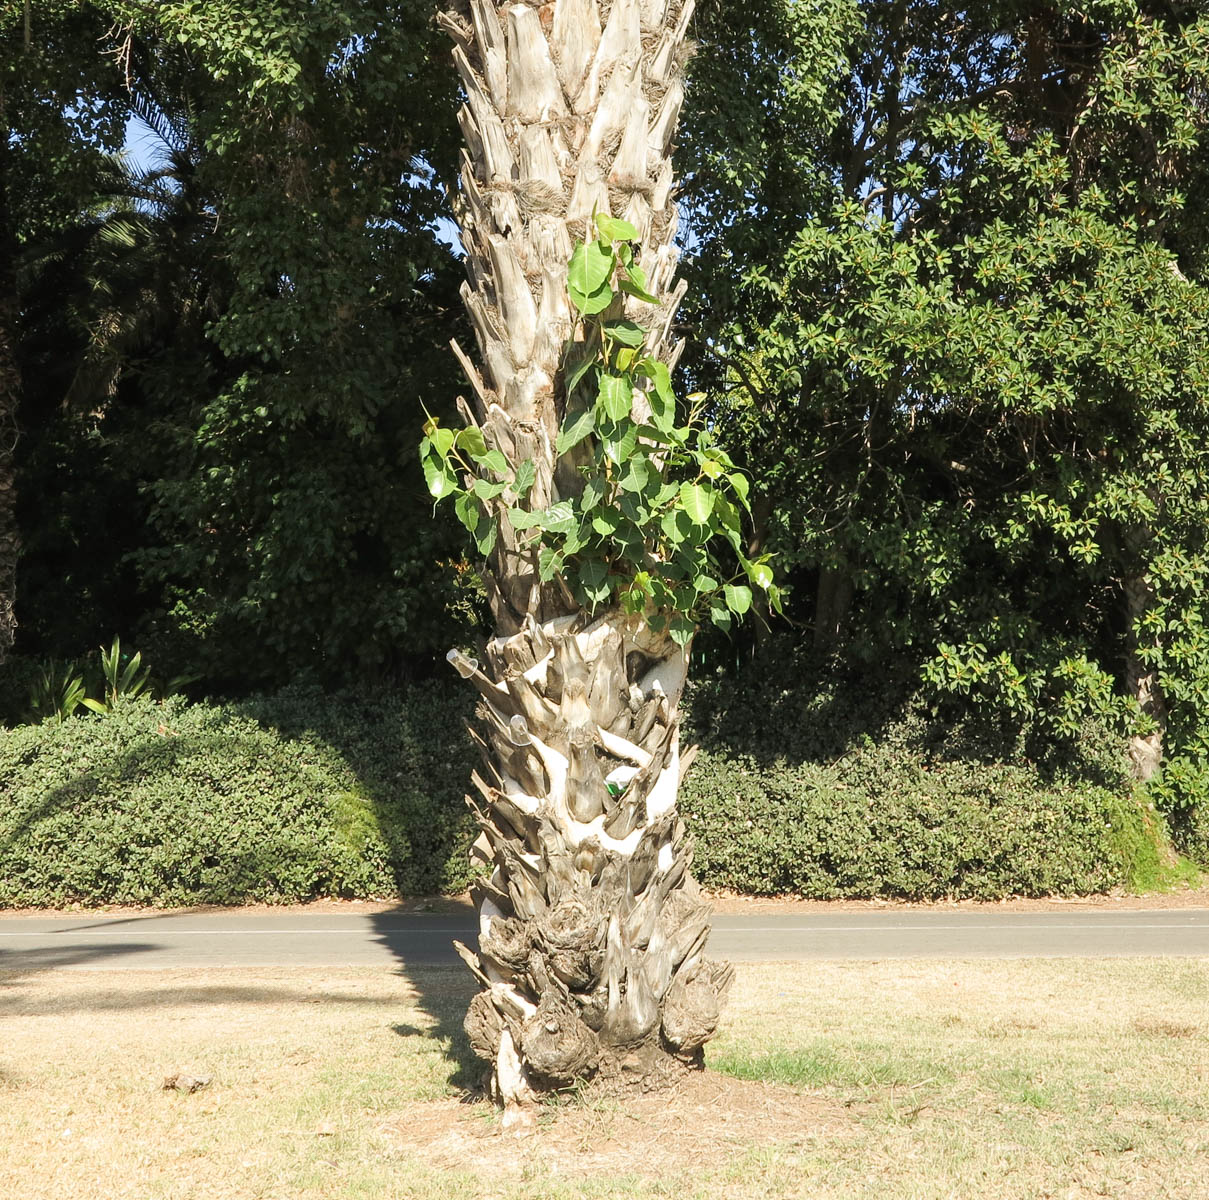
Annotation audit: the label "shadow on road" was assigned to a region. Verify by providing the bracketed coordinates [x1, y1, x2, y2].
[0, 940, 161, 990]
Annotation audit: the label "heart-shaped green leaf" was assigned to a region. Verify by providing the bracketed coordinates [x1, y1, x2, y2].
[595, 214, 639, 244]
[679, 481, 715, 525]
[724, 583, 753, 615]
[746, 559, 774, 589]
[669, 617, 696, 646]
[598, 373, 633, 422]
[423, 456, 456, 499]
[577, 557, 613, 605]
[603, 422, 638, 465]
[569, 280, 615, 315]
[543, 500, 578, 535]
[592, 509, 622, 536]
[454, 493, 479, 534]
[564, 352, 597, 396]
[455, 427, 488, 458]
[620, 263, 659, 303]
[556, 409, 596, 454]
[568, 238, 613, 294]
[603, 320, 646, 348]
[472, 477, 507, 500]
[513, 459, 536, 496]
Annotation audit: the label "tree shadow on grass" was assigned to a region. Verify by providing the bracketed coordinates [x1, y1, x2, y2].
[245, 686, 489, 1092]
[366, 907, 485, 1095]
[0, 975, 399, 1015]
[2, 688, 484, 1091]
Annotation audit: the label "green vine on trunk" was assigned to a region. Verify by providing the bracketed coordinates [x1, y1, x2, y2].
[421, 214, 780, 643]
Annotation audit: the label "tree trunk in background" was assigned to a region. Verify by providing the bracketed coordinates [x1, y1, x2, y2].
[1124, 572, 1165, 781]
[813, 563, 852, 655]
[0, 84, 19, 665]
[438, 0, 730, 1119]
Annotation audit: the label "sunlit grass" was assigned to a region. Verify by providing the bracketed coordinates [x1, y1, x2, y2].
[1, 958, 1206, 1199]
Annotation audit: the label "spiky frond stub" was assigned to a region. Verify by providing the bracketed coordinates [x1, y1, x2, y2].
[439, 0, 731, 1120]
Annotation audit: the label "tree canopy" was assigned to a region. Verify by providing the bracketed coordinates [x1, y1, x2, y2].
[4, 0, 1209, 821]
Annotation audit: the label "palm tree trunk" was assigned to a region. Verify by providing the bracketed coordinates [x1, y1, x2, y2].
[439, 0, 730, 1117]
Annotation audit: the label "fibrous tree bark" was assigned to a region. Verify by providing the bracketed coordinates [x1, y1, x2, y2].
[436, 0, 731, 1119]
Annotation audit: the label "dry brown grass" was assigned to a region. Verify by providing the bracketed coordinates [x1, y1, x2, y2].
[1, 958, 1206, 1199]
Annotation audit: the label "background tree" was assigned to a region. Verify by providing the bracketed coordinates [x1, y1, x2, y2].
[5, 1, 475, 688]
[2, 0, 141, 667]
[683, 0, 1209, 810]
[1, 81, 18, 665]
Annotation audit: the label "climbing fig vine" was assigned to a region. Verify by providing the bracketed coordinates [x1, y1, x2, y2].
[420, 214, 780, 643]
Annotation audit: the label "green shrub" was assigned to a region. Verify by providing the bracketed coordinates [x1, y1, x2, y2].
[678, 651, 1173, 899]
[1143, 756, 1209, 870]
[681, 747, 1137, 898]
[0, 687, 477, 908]
[0, 652, 1188, 908]
[235, 683, 478, 895]
[1168, 796, 1209, 870]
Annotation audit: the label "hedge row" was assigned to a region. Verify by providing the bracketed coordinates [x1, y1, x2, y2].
[678, 658, 1166, 899]
[0, 669, 1188, 908]
[680, 748, 1145, 899]
[0, 687, 477, 907]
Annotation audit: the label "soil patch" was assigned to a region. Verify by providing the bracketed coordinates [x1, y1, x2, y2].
[388, 1070, 849, 1179]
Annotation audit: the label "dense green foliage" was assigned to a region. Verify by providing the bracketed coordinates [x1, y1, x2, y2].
[682, 650, 1192, 896]
[682, 1, 1209, 817]
[1174, 805, 1209, 872]
[422, 217, 778, 640]
[3, 1, 1209, 891]
[1, 677, 1188, 907]
[682, 750, 1137, 899]
[6, 1, 473, 688]
[0, 688, 478, 907]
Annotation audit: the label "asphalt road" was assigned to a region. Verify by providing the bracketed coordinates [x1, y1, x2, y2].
[1, 908, 1207, 972]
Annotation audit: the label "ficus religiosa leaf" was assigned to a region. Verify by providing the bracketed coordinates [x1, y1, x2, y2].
[568, 239, 614, 295]
[603, 320, 646, 348]
[569, 280, 615, 316]
[556, 409, 596, 454]
[620, 264, 659, 304]
[418, 227, 770, 636]
[679, 482, 715, 526]
[597, 373, 633, 422]
[595, 214, 639, 245]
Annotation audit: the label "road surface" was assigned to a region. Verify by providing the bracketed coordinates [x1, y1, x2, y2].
[1, 908, 1206, 972]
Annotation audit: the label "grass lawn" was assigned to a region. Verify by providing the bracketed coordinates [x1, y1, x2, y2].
[1, 958, 1206, 1199]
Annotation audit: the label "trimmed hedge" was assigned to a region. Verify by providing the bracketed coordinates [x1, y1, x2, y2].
[678, 655, 1154, 899]
[0, 687, 477, 907]
[680, 747, 1138, 898]
[0, 661, 1180, 907]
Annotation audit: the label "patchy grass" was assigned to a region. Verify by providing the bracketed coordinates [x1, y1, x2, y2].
[0, 959, 1206, 1199]
[713, 959, 1209, 1199]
